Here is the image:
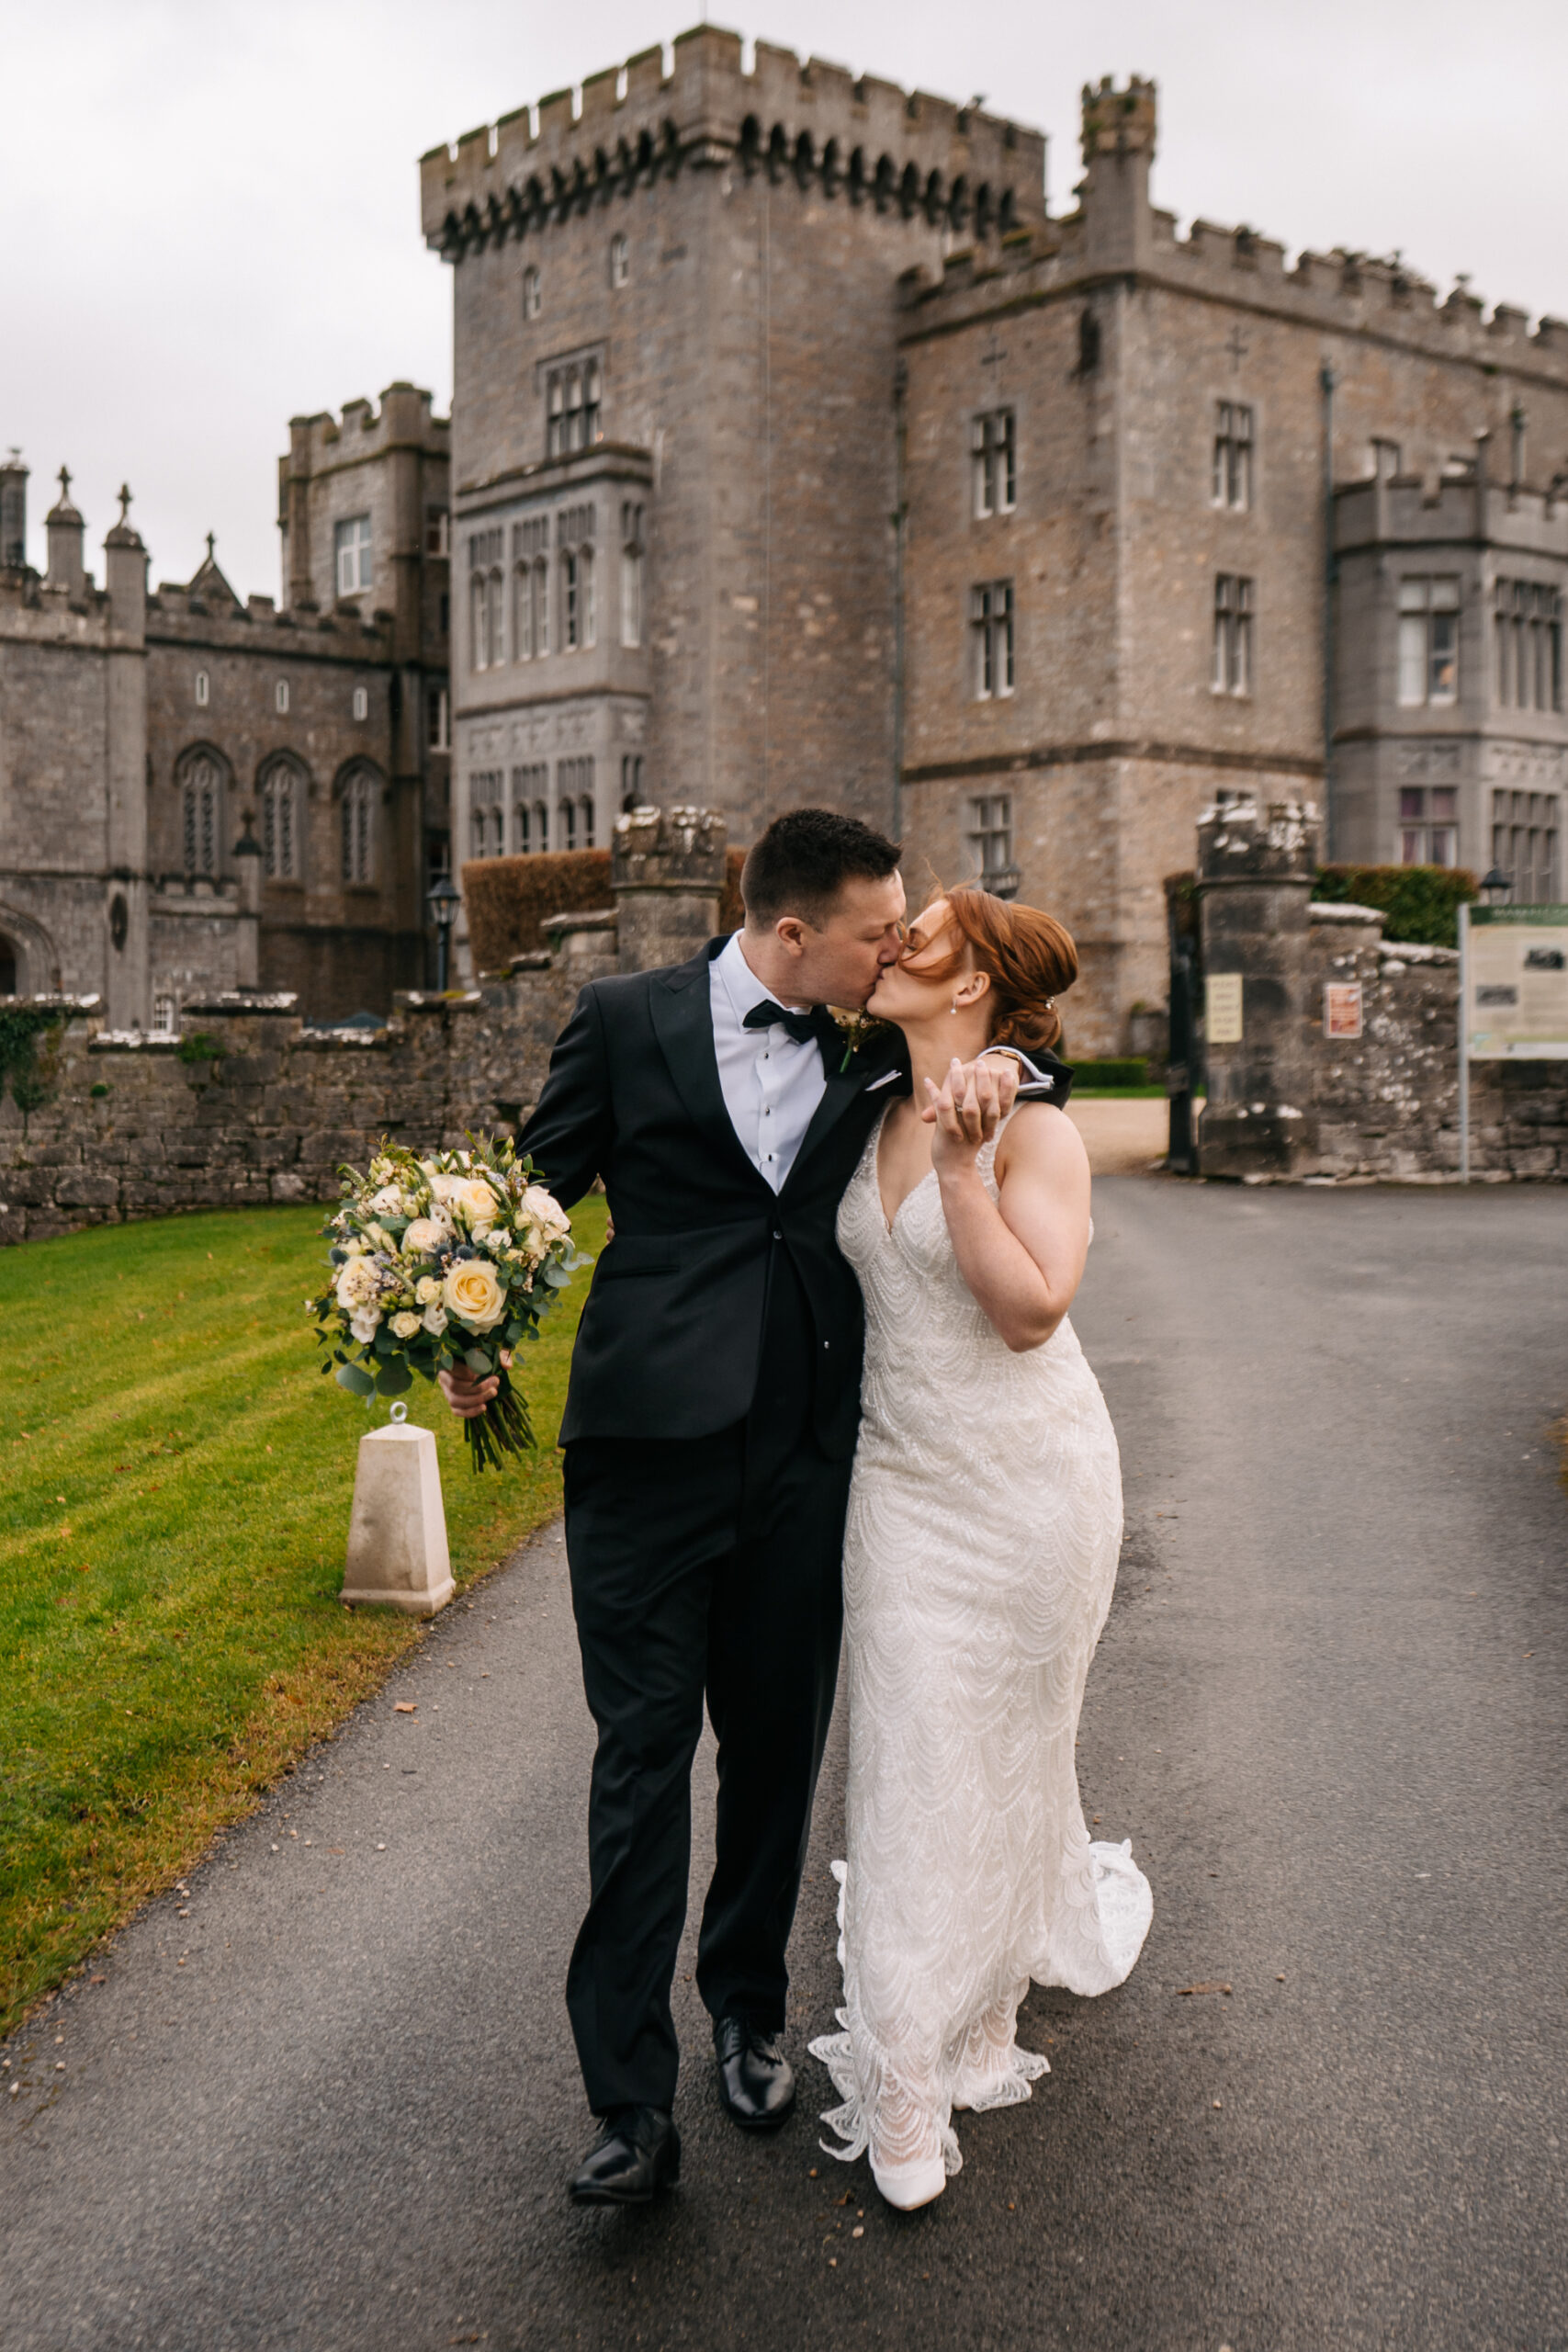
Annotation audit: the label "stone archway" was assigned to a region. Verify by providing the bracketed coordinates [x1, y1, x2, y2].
[0, 904, 62, 996]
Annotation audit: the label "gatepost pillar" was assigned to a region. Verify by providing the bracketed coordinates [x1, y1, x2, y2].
[611, 806, 727, 975]
[1196, 796, 1320, 1181]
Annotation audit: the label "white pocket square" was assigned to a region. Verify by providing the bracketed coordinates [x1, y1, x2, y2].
[864, 1069, 900, 1092]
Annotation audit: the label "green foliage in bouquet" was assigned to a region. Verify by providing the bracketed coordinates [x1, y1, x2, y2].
[310, 1135, 592, 1472]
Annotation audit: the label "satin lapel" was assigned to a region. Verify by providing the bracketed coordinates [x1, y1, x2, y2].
[649, 944, 772, 1193]
[782, 1034, 908, 1195]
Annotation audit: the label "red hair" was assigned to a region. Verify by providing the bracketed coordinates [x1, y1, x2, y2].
[909, 887, 1077, 1053]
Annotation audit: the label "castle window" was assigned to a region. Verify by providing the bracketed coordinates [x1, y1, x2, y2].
[275, 679, 290, 715]
[1492, 788, 1561, 903]
[621, 752, 645, 810]
[334, 514, 372, 597]
[427, 684, 449, 750]
[181, 753, 222, 877]
[1399, 786, 1458, 869]
[1212, 574, 1254, 695]
[511, 763, 547, 852]
[1212, 402, 1253, 511]
[535, 556, 550, 655]
[535, 797, 549, 852]
[580, 794, 596, 848]
[621, 502, 644, 647]
[971, 411, 1016, 519]
[546, 359, 603, 458]
[970, 580, 1014, 699]
[1398, 578, 1460, 707]
[152, 994, 175, 1035]
[558, 756, 595, 844]
[259, 759, 302, 881]
[468, 769, 504, 860]
[425, 508, 450, 557]
[353, 684, 369, 721]
[513, 563, 534, 661]
[610, 233, 629, 288]
[559, 796, 577, 851]
[470, 572, 489, 672]
[522, 265, 541, 320]
[1494, 579, 1562, 711]
[341, 767, 377, 884]
[965, 794, 1019, 896]
[194, 671, 210, 707]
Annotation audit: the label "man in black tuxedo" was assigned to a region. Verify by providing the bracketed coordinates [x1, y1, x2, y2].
[442, 809, 1050, 2204]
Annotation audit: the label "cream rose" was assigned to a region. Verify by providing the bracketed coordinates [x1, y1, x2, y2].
[414, 1273, 442, 1305]
[334, 1255, 381, 1311]
[521, 1184, 570, 1242]
[349, 1307, 381, 1343]
[429, 1172, 499, 1232]
[389, 1310, 422, 1339]
[421, 1302, 448, 1336]
[402, 1216, 448, 1258]
[443, 1256, 506, 1331]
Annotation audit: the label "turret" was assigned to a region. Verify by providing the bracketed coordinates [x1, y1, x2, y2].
[0, 451, 26, 569]
[1076, 75, 1157, 274]
[104, 484, 147, 637]
[46, 466, 86, 598]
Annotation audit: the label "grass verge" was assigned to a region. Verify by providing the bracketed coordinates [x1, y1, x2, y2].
[0, 1195, 605, 2037]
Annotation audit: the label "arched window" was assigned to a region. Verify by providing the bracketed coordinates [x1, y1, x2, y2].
[0, 933, 17, 995]
[489, 566, 506, 666]
[534, 798, 549, 852]
[559, 798, 577, 850]
[468, 770, 504, 860]
[340, 766, 378, 885]
[580, 546, 596, 648]
[534, 556, 549, 655]
[180, 752, 224, 877]
[511, 763, 547, 851]
[513, 563, 534, 661]
[514, 802, 531, 855]
[470, 572, 488, 672]
[620, 500, 644, 648]
[522, 265, 541, 319]
[259, 758, 303, 881]
[580, 793, 596, 849]
[609, 233, 629, 288]
[562, 550, 581, 650]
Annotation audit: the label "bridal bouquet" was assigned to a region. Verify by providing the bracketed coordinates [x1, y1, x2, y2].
[310, 1136, 590, 1471]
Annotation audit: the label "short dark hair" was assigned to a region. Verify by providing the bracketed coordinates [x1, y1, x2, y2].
[740, 807, 901, 926]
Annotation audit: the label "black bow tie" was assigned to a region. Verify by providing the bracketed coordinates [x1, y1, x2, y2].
[743, 999, 829, 1049]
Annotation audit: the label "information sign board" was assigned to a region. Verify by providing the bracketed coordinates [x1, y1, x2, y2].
[1206, 972, 1244, 1045]
[1458, 902, 1568, 1180]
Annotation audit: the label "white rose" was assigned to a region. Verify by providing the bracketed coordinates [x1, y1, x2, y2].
[369, 1184, 405, 1215]
[402, 1217, 448, 1258]
[334, 1255, 380, 1311]
[350, 1307, 381, 1342]
[483, 1230, 507, 1254]
[443, 1256, 506, 1331]
[521, 1184, 570, 1242]
[415, 1274, 442, 1305]
[389, 1310, 422, 1339]
[421, 1303, 447, 1335]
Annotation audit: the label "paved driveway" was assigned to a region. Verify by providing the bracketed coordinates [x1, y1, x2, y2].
[3, 1182, 1564, 2351]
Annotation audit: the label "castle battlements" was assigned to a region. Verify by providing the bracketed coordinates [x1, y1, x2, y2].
[420, 21, 1046, 261]
[897, 75, 1568, 391]
[1335, 469, 1568, 558]
[283, 383, 449, 483]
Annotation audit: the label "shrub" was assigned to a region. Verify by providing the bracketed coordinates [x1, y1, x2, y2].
[1314, 864, 1477, 949]
[1069, 1057, 1148, 1088]
[463, 851, 612, 972]
[464, 843, 750, 975]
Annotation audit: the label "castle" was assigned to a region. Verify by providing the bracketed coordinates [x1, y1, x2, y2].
[4, 29, 1564, 1052]
[424, 29, 1566, 1048]
[0, 389, 451, 1027]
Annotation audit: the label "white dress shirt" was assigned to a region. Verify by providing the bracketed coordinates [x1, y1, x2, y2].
[709, 931, 828, 1193]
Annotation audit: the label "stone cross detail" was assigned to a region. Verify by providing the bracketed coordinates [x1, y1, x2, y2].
[206, 531, 217, 560]
[118, 484, 132, 524]
[1224, 325, 1249, 371]
[57, 465, 72, 500]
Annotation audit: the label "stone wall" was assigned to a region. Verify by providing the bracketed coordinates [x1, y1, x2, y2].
[1193, 796, 1568, 1182]
[0, 805, 724, 1243]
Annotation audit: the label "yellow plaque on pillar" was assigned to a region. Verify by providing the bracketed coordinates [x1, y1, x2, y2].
[1206, 972, 1243, 1045]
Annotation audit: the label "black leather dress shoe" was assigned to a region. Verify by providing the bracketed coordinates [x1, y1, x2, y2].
[714, 2015, 795, 2131]
[568, 2106, 681, 2205]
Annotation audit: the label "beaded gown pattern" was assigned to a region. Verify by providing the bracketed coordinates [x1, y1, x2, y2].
[810, 1111, 1153, 2178]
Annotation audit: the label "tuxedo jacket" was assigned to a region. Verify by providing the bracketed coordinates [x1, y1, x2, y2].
[518, 935, 1073, 1459]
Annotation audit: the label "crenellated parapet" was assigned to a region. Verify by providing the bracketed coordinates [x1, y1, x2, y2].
[420, 21, 1046, 261]
[281, 384, 450, 486]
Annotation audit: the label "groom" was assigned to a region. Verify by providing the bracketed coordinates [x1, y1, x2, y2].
[441, 808, 1030, 2203]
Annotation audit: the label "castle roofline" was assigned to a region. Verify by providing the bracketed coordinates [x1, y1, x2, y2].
[284, 384, 450, 477]
[421, 22, 1046, 261]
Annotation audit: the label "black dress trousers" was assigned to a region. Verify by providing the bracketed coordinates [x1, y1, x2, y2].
[562, 1243, 851, 2118]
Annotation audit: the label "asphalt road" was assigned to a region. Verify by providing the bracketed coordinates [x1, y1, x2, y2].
[3, 1181, 1565, 2352]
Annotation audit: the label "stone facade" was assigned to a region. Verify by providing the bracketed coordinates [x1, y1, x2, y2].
[1191, 795, 1567, 1182]
[0, 387, 451, 1029]
[0, 805, 725, 1244]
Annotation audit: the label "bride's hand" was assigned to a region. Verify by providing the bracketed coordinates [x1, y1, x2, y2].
[923, 1056, 1005, 1172]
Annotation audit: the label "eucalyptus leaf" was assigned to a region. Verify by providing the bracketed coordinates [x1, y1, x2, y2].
[463, 1346, 493, 1374]
[375, 1360, 412, 1396]
[334, 1363, 376, 1396]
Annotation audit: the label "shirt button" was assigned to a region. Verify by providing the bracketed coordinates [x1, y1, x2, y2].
[773, 1227, 783, 1240]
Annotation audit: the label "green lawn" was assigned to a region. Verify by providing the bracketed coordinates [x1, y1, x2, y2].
[0, 1195, 605, 2036]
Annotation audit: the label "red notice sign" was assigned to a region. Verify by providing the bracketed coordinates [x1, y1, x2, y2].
[1324, 982, 1363, 1040]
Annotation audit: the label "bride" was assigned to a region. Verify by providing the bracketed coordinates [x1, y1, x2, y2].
[810, 887, 1152, 2211]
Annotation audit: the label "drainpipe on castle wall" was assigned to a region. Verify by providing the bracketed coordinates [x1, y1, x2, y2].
[1320, 363, 1337, 862]
[891, 358, 908, 846]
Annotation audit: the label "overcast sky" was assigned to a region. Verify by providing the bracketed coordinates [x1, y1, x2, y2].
[4, 0, 1564, 599]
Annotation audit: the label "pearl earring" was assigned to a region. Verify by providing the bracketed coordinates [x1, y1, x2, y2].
[950, 1000, 959, 1014]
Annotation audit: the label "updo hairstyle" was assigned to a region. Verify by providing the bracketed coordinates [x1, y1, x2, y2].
[917, 886, 1077, 1054]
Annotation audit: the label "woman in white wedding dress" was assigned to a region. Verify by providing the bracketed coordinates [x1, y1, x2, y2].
[810, 888, 1152, 2211]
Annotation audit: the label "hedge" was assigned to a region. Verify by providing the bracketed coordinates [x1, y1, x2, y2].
[463, 843, 748, 976]
[1313, 864, 1477, 949]
[1069, 1058, 1148, 1089]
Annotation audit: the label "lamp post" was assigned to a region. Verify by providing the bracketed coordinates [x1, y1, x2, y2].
[1480, 865, 1512, 907]
[427, 871, 460, 992]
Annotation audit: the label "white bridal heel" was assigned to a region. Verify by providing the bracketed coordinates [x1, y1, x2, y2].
[871, 2154, 947, 2211]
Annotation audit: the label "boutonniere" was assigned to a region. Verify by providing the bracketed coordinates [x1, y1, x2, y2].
[828, 1006, 893, 1074]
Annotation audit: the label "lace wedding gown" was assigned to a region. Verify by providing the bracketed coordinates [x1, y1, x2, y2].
[810, 1111, 1152, 2193]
